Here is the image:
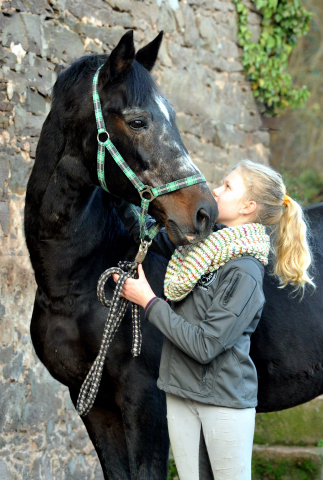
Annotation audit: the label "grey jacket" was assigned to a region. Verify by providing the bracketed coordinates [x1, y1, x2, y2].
[113, 199, 265, 408]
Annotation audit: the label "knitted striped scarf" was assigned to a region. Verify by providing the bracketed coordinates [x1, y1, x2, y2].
[164, 223, 270, 301]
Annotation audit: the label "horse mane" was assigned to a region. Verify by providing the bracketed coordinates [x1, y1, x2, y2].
[52, 54, 160, 108]
[52, 54, 107, 101]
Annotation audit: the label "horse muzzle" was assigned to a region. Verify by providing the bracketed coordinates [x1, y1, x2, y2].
[165, 197, 218, 246]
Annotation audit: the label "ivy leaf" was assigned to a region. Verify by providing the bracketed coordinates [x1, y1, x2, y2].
[270, 0, 278, 11]
[266, 36, 276, 50]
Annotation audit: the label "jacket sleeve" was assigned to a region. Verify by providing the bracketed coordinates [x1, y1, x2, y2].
[146, 264, 265, 364]
[112, 198, 175, 260]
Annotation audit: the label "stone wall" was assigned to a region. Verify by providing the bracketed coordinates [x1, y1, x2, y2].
[0, 0, 268, 478]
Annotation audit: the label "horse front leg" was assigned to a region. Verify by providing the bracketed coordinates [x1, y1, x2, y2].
[69, 389, 131, 480]
[119, 379, 169, 480]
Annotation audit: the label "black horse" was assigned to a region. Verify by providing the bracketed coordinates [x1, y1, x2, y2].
[24, 30, 323, 479]
[24, 31, 217, 479]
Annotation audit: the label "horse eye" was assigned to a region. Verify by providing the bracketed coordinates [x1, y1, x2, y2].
[128, 119, 146, 130]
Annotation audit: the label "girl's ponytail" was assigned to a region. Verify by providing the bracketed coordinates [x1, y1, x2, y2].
[235, 159, 315, 294]
[274, 197, 314, 292]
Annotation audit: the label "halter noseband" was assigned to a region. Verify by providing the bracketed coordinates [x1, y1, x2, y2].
[93, 65, 206, 262]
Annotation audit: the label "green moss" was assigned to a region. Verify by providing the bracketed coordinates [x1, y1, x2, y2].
[254, 398, 323, 446]
[168, 455, 319, 479]
[252, 458, 287, 480]
[252, 457, 318, 480]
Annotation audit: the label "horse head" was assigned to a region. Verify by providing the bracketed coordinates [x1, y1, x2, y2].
[52, 30, 218, 245]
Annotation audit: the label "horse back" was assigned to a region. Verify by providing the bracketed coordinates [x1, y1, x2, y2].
[252, 202, 323, 412]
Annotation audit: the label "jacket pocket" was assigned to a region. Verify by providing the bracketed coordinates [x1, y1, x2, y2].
[201, 364, 208, 392]
[222, 273, 242, 307]
[212, 350, 247, 400]
[158, 338, 172, 388]
[167, 346, 206, 394]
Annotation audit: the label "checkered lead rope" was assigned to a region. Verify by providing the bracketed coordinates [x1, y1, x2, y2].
[76, 261, 140, 416]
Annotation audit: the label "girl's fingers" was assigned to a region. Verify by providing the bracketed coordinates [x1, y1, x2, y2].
[138, 264, 143, 278]
[114, 266, 145, 283]
[138, 263, 147, 281]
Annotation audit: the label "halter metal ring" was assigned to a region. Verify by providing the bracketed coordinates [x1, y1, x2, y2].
[139, 185, 155, 202]
[97, 130, 110, 144]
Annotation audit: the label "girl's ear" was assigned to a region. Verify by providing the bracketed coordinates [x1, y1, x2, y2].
[242, 201, 257, 215]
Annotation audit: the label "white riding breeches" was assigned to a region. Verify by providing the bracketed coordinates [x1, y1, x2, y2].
[166, 393, 256, 480]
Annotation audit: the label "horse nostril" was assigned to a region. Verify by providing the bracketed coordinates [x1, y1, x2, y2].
[195, 207, 210, 233]
[197, 211, 206, 226]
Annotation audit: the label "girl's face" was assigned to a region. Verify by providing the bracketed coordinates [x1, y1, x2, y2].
[212, 169, 251, 227]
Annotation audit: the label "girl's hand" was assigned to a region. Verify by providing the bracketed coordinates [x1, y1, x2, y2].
[112, 264, 156, 309]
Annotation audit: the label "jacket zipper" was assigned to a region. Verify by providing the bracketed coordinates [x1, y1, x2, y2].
[223, 273, 242, 306]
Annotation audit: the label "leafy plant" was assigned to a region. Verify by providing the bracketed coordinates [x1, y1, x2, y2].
[233, 0, 312, 116]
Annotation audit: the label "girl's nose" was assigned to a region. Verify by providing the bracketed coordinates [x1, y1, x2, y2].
[212, 187, 220, 199]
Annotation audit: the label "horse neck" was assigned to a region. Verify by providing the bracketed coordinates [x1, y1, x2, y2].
[25, 151, 133, 298]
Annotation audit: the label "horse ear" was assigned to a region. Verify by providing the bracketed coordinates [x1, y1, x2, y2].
[99, 30, 136, 85]
[135, 31, 164, 72]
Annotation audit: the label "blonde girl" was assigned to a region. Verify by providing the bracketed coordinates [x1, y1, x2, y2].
[113, 159, 314, 480]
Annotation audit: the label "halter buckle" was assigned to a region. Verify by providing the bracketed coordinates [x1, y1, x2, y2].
[135, 239, 153, 263]
[139, 185, 155, 202]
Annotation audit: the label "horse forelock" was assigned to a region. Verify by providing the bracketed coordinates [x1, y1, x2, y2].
[125, 60, 159, 108]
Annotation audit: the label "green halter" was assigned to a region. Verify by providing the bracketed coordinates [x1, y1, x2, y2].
[93, 65, 206, 261]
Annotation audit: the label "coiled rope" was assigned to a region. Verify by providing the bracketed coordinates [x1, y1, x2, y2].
[76, 261, 140, 416]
